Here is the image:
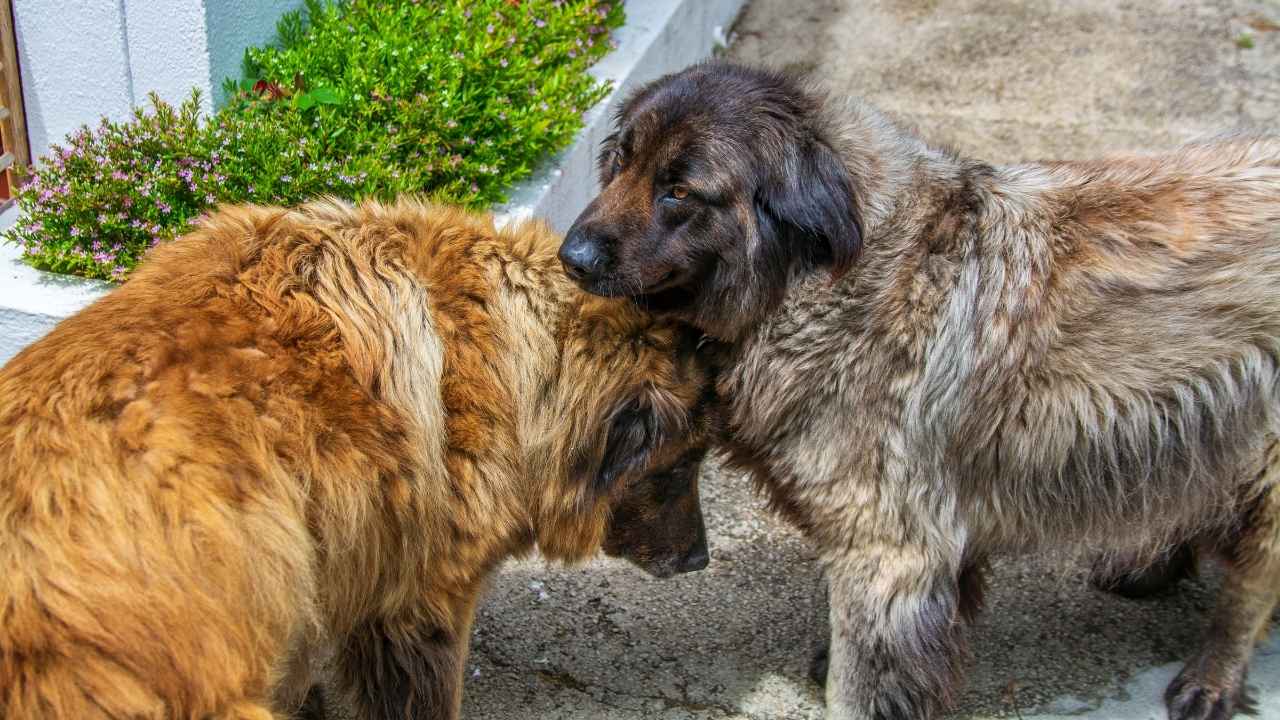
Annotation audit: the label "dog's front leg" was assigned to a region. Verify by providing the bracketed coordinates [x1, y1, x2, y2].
[823, 547, 971, 720]
[333, 595, 479, 720]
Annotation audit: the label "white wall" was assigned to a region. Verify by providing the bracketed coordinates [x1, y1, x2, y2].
[13, 0, 300, 162]
[13, 1, 136, 161]
[205, 0, 302, 107]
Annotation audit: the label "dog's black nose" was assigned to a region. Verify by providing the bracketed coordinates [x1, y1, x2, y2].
[559, 229, 605, 282]
[678, 540, 710, 573]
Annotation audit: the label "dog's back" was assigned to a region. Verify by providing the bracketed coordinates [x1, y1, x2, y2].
[928, 134, 1280, 547]
[0, 204, 406, 718]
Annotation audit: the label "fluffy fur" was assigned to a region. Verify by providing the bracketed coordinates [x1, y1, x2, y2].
[563, 60, 1280, 720]
[0, 198, 715, 719]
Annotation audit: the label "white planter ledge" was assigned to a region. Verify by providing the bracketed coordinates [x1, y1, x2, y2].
[0, 215, 113, 363]
[0, 0, 747, 365]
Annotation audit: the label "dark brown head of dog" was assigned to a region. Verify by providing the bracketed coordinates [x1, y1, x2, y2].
[568, 319, 718, 579]
[601, 420, 714, 579]
[559, 61, 862, 341]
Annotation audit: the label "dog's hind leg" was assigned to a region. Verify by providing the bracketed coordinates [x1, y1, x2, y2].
[1166, 455, 1280, 720]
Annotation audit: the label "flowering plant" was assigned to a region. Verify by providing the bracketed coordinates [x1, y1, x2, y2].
[8, 93, 223, 280]
[7, 0, 622, 281]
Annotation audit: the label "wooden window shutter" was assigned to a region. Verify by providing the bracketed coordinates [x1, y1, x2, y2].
[0, 0, 29, 208]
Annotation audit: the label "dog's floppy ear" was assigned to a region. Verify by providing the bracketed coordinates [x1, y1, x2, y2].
[574, 386, 683, 495]
[592, 398, 657, 493]
[568, 396, 658, 497]
[756, 137, 863, 277]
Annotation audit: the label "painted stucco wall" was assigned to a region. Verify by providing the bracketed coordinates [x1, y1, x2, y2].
[12, 1, 136, 162]
[12, 0, 300, 162]
[205, 0, 303, 107]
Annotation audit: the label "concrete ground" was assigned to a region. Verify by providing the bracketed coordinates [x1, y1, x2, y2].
[464, 1, 1280, 718]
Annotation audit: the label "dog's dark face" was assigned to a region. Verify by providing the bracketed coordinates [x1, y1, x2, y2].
[604, 444, 711, 579]
[594, 326, 718, 579]
[559, 62, 863, 340]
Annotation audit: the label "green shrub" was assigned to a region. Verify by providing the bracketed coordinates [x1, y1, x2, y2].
[6, 0, 622, 281]
[7, 93, 223, 281]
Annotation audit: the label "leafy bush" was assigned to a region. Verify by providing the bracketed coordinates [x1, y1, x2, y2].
[6, 0, 622, 281]
[7, 93, 222, 280]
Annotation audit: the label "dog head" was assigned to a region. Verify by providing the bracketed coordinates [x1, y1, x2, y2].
[541, 308, 718, 578]
[559, 61, 862, 340]
[600, 408, 713, 579]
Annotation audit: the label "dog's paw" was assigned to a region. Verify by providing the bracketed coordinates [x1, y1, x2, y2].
[1165, 667, 1254, 720]
[808, 642, 829, 687]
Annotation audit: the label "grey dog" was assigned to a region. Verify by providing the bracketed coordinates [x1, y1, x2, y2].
[560, 61, 1280, 720]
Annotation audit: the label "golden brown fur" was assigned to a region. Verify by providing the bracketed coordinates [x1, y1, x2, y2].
[563, 61, 1280, 720]
[0, 198, 713, 719]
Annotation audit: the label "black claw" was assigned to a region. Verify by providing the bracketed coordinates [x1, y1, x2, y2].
[1236, 685, 1258, 716]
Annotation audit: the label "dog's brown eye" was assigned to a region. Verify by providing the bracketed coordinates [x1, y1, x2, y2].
[670, 186, 689, 200]
[612, 151, 625, 174]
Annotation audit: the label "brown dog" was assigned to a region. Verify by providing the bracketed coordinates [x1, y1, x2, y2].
[561, 60, 1280, 720]
[0, 198, 715, 719]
